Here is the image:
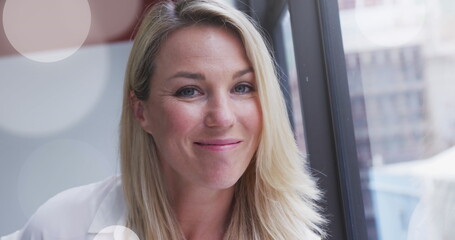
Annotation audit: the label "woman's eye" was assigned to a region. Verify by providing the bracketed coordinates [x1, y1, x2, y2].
[175, 87, 201, 98]
[233, 83, 254, 94]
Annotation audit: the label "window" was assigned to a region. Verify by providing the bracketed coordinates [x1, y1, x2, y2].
[279, 9, 307, 154]
[339, 0, 455, 239]
[243, 0, 454, 239]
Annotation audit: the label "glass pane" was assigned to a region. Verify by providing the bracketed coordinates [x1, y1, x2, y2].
[339, 0, 455, 240]
[279, 9, 308, 155]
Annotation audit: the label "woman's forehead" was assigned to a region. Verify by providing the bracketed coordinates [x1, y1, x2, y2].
[161, 26, 243, 56]
[154, 25, 251, 75]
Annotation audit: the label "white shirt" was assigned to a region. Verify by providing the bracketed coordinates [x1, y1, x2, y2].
[3, 176, 321, 240]
[14, 176, 126, 240]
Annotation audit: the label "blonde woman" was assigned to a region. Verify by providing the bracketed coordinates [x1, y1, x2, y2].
[17, 0, 325, 239]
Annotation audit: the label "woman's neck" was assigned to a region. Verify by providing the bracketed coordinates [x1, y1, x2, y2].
[166, 181, 235, 240]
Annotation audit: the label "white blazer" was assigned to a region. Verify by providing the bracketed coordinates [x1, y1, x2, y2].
[8, 176, 126, 240]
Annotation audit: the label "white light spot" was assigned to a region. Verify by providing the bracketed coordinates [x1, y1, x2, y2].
[0, 45, 108, 137]
[94, 225, 140, 240]
[355, 0, 428, 47]
[17, 139, 111, 218]
[2, 0, 91, 62]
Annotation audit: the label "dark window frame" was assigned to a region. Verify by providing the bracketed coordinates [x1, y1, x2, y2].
[238, 0, 368, 239]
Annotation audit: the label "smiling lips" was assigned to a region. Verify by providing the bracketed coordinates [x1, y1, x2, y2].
[194, 139, 242, 151]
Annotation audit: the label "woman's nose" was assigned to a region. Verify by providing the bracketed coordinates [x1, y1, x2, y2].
[204, 93, 235, 128]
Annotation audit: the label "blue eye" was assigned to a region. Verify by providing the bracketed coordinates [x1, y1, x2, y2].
[175, 87, 201, 98]
[233, 83, 254, 94]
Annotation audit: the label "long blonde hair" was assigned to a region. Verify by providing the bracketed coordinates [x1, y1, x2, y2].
[120, 0, 325, 239]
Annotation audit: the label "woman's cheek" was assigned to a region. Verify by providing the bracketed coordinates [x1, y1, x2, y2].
[163, 102, 202, 133]
[238, 99, 262, 122]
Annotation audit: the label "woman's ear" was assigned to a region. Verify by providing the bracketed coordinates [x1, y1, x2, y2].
[130, 91, 150, 131]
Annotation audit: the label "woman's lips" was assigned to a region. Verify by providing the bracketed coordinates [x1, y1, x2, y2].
[194, 139, 242, 151]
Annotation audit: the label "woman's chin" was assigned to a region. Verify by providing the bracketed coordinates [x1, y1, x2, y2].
[200, 174, 242, 191]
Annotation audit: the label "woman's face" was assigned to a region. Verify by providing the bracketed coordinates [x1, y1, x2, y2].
[136, 25, 262, 190]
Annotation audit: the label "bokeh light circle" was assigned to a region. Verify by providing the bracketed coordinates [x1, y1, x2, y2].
[355, 0, 428, 47]
[3, 0, 91, 62]
[17, 139, 111, 218]
[0, 45, 108, 137]
[94, 225, 140, 240]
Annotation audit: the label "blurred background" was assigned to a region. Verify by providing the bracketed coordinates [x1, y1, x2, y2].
[337, 0, 455, 239]
[271, 0, 454, 239]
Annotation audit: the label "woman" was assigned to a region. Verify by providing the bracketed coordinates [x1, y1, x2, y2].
[18, 0, 325, 239]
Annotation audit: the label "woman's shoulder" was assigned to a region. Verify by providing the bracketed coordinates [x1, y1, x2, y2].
[20, 176, 125, 239]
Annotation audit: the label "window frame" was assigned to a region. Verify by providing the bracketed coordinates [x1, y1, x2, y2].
[238, 0, 368, 239]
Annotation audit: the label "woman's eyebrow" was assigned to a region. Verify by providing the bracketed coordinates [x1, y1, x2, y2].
[233, 67, 254, 79]
[167, 71, 205, 81]
[166, 67, 253, 81]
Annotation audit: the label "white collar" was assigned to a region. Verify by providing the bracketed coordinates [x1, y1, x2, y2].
[87, 176, 127, 234]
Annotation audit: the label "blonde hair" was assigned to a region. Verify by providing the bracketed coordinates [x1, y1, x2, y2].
[120, 0, 325, 239]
